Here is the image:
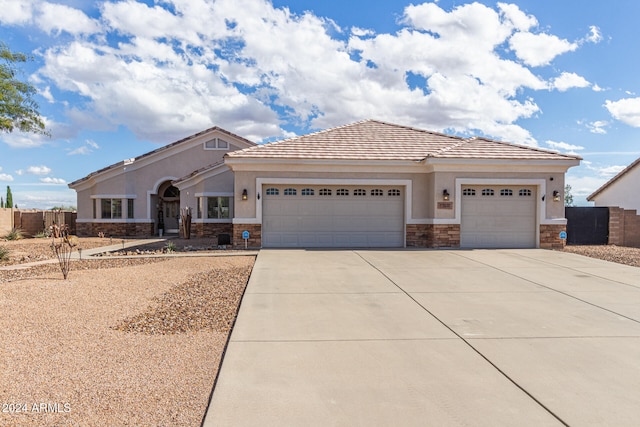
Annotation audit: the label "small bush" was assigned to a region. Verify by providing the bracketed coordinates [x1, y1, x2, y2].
[165, 241, 176, 253]
[34, 229, 51, 238]
[0, 245, 9, 261]
[4, 228, 23, 241]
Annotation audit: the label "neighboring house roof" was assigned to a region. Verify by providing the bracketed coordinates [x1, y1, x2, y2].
[68, 126, 255, 188]
[226, 120, 581, 162]
[172, 160, 226, 185]
[587, 156, 640, 201]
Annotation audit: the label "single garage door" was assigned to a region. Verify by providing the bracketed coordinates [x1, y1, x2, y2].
[262, 185, 404, 248]
[461, 185, 537, 248]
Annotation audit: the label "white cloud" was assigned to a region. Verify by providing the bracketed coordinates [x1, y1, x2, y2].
[40, 177, 67, 184]
[36, 2, 100, 35]
[604, 97, 640, 127]
[25, 165, 52, 175]
[597, 165, 626, 177]
[68, 139, 100, 155]
[0, 0, 36, 25]
[586, 120, 608, 134]
[509, 32, 578, 67]
[9, 0, 592, 147]
[585, 25, 603, 44]
[592, 84, 605, 92]
[551, 72, 590, 92]
[0, 173, 14, 182]
[545, 140, 584, 154]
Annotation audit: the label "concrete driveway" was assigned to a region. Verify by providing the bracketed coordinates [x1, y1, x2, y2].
[203, 249, 640, 426]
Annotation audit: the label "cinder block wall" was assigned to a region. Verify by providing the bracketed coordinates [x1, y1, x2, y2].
[623, 209, 640, 247]
[608, 207, 640, 248]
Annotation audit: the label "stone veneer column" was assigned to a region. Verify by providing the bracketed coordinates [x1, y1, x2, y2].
[233, 224, 262, 249]
[406, 224, 460, 248]
[539, 224, 566, 250]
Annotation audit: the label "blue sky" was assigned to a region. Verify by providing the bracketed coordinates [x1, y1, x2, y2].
[1, 0, 640, 208]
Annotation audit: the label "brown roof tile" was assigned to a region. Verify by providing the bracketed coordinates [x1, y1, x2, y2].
[227, 120, 581, 162]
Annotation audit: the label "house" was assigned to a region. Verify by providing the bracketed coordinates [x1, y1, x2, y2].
[587, 157, 640, 211]
[68, 127, 256, 238]
[70, 120, 581, 249]
[587, 157, 640, 247]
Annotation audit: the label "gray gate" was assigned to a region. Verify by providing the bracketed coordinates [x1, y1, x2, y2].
[565, 207, 609, 245]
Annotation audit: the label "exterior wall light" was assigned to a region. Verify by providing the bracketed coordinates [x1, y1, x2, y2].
[553, 190, 560, 202]
[242, 189, 248, 200]
[443, 189, 450, 201]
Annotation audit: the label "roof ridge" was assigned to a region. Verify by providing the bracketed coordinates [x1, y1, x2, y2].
[462, 136, 582, 160]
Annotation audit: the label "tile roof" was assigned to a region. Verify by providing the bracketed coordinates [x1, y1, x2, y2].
[226, 120, 581, 162]
[69, 126, 255, 187]
[587, 156, 640, 201]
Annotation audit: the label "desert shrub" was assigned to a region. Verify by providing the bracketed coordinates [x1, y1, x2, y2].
[165, 241, 176, 253]
[34, 229, 51, 238]
[4, 228, 23, 240]
[0, 245, 9, 261]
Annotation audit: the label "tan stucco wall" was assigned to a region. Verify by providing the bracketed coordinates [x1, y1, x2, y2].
[73, 131, 248, 222]
[231, 167, 569, 222]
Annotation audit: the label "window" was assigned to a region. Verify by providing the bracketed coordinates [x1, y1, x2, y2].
[284, 188, 297, 196]
[163, 186, 179, 198]
[92, 199, 97, 219]
[388, 189, 401, 196]
[463, 188, 476, 196]
[127, 199, 134, 219]
[500, 189, 513, 196]
[266, 188, 279, 196]
[207, 197, 230, 219]
[354, 189, 366, 196]
[100, 199, 122, 219]
[519, 189, 532, 197]
[371, 189, 384, 196]
[336, 189, 349, 196]
[204, 138, 230, 150]
[481, 189, 495, 196]
[319, 188, 332, 196]
[196, 197, 202, 219]
[301, 188, 314, 196]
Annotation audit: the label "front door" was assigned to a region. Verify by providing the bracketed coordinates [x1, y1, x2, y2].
[163, 201, 180, 234]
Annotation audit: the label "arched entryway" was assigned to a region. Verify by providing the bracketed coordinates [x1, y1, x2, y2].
[157, 182, 180, 235]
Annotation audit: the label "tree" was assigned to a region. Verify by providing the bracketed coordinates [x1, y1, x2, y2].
[564, 184, 574, 207]
[0, 43, 48, 135]
[5, 186, 12, 208]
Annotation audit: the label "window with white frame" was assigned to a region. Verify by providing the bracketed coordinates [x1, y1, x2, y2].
[266, 188, 279, 196]
[354, 189, 366, 196]
[319, 188, 332, 196]
[101, 198, 122, 219]
[204, 138, 230, 150]
[127, 199, 134, 219]
[371, 189, 384, 196]
[463, 188, 476, 196]
[336, 189, 349, 196]
[388, 189, 401, 196]
[500, 189, 513, 196]
[301, 188, 314, 196]
[206, 196, 230, 219]
[481, 189, 495, 196]
[519, 189, 532, 197]
[196, 197, 203, 218]
[284, 188, 297, 196]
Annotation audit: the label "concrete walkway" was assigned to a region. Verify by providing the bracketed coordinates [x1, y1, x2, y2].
[203, 249, 640, 426]
[0, 238, 257, 271]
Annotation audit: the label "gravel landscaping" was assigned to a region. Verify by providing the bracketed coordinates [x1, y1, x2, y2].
[0, 238, 255, 427]
[563, 244, 640, 267]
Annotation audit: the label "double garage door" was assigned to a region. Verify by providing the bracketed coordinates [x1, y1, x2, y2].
[262, 185, 404, 248]
[460, 185, 537, 248]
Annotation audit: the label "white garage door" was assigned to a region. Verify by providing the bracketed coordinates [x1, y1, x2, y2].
[262, 185, 404, 248]
[461, 185, 537, 248]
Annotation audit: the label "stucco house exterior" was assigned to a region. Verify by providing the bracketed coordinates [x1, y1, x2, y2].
[68, 127, 256, 238]
[587, 157, 640, 211]
[70, 120, 580, 249]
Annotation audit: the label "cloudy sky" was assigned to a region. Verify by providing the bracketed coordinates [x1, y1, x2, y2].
[1, 0, 639, 208]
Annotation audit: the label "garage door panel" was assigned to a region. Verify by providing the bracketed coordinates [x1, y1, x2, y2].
[461, 185, 536, 249]
[263, 185, 404, 248]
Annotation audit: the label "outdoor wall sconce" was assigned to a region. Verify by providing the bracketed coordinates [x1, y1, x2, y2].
[443, 189, 450, 201]
[553, 190, 560, 202]
[242, 189, 248, 200]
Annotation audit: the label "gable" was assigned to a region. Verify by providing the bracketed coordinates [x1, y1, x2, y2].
[588, 157, 640, 201]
